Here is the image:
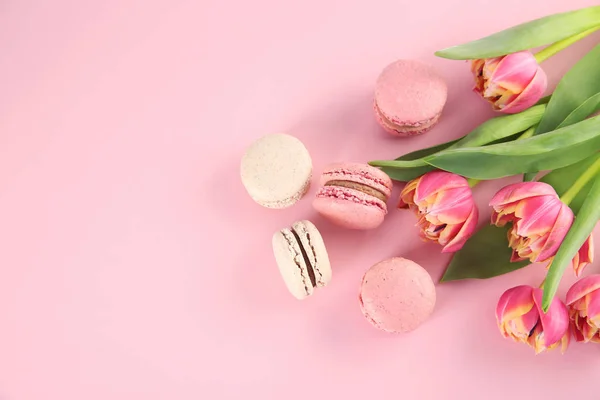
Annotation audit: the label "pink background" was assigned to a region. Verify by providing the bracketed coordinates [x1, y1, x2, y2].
[1, 0, 599, 398]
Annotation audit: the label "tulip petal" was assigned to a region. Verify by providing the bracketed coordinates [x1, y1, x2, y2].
[437, 221, 463, 249]
[559, 331, 570, 354]
[524, 233, 549, 260]
[572, 233, 594, 276]
[496, 285, 535, 325]
[534, 202, 574, 262]
[487, 51, 538, 94]
[526, 324, 546, 354]
[510, 250, 526, 263]
[427, 186, 474, 224]
[471, 52, 546, 114]
[491, 208, 515, 227]
[585, 291, 600, 328]
[399, 171, 477, 252]
[471, 61, 486, 94]
[501, 67, 548, 114]
[513, 195, 565, 238]
[489, 182, 558, 208]
[512, 303, 539, 339]
[533, 288, 569, 348]
[414, 171, 468, 204]
[398, 179, 419, 209]
[571, 319, 585, 342]
[566, 275, 600, 305]
[580, 318, 598, 342]
[442, 205, 478, 253]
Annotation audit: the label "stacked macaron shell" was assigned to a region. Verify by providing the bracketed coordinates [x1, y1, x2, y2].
[240, 133, 312, 209]
[313, 163, 393, 230]
[374, 59, 447, 137]
[359, 257, 436, 333]
[272, 220, 332, 300]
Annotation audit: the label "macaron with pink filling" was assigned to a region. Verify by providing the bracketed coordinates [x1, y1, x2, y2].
[312, 162, 393, 230]
[360, 257, 436, 333]
[374, 59, 447, 137]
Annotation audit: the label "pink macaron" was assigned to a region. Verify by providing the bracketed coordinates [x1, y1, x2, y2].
[312, 162, 393, 230]
[360, 257, 436, 333]
[374, 59, 447, 137]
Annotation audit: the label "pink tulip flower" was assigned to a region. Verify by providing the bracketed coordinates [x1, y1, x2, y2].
[490, 182, 593, 276]
[398, 171, 478, 253]
[471, 51, 547, 114]
[566, 275, 600, 343]
[496, 285, 570, 353]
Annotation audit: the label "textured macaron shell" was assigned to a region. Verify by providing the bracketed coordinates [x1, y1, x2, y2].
[374, 59, 447, 136]
[240, 133, 312, 208]
[359, 257, 436, 333]
[313, 187, 387, 230]
[375, 106, 440, 137]
[272, 220, 331, 300]
[292, 221, 332, 286]
[313, 163, 392, 230]
[319, 162, 393, 198]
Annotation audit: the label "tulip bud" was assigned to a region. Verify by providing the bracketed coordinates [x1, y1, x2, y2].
[496, 285, 570, 353]
[471, 51, 547, 114]
[566, 275, 600, 343]
[490, 182, 593, 275]
[398, 171, 478, 252]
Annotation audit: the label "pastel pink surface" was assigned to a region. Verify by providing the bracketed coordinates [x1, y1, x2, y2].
[360, 257, 436, 333]
[2, 1, 600, 400]
[374, 59, 447, 136]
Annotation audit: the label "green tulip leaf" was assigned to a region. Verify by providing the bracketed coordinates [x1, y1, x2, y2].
[379, 165, 434, 182]
[542, 172, 600, 311]
[556, 93, 600, 129]
[435, 6, 600, 59]
[536, 95, 553, 106]
[377, 157, 434, 182]
[540, 153, 600, 214]
[454, 105, 545, 147]
[395, 139, 460, 161]
[536, 44, 600, 135]
[370, 106, 546, 181]
[523, 44, 600, 182]
[421, 115, 600, 180]
[379, 139, 460, 181]
[440, 225, 529, 282]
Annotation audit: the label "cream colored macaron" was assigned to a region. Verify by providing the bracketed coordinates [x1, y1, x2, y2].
[272, 220, 332, 300]
[240, 133, 312, 209]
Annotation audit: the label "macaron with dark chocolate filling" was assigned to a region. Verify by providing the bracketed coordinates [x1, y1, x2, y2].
[272, 220, 332, 300]
[313, 162, 393, 229]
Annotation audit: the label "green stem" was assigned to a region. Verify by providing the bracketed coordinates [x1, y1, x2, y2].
[560, 155, 600, 206]
[535, 27, 600, 63]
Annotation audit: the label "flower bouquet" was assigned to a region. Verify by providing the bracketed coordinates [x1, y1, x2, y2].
[369, 5, 600, 353]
